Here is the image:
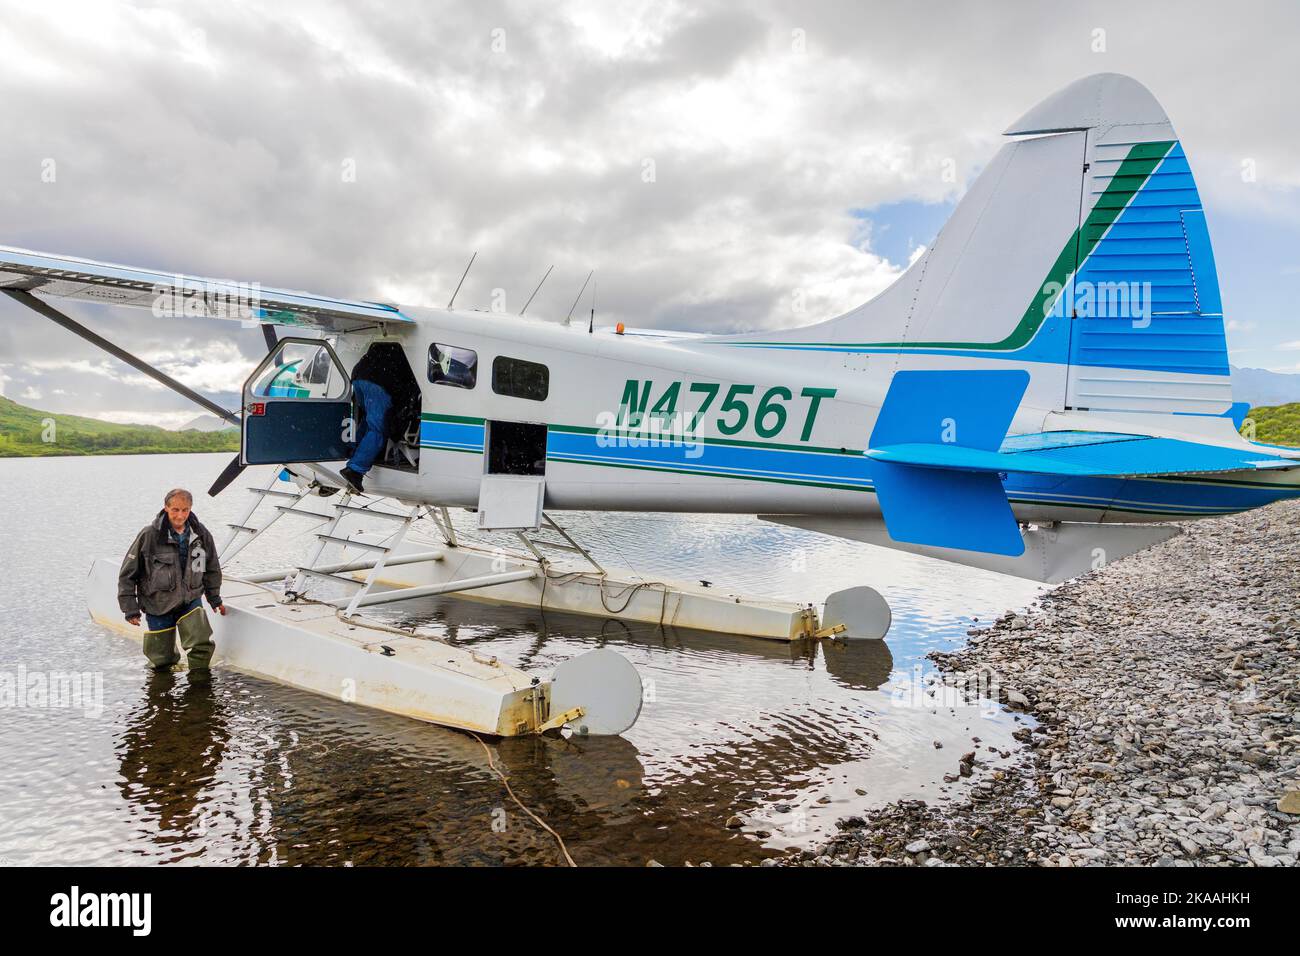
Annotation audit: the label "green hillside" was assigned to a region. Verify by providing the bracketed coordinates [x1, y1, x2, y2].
[0, 396, 238, 457]
[1243, 403, 1300, 448]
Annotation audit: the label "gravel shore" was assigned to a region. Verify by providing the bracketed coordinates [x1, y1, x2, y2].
[801, 500, 1300, 867]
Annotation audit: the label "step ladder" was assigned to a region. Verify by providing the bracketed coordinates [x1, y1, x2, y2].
[219, 473, 318, 564]
[288, 497, 423, 618]
[221, 476, 544, 619]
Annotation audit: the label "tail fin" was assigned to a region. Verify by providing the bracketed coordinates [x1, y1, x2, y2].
[708, 74, 1232, 418]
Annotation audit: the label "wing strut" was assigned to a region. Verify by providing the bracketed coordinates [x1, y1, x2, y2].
[2, 289, 239, 425]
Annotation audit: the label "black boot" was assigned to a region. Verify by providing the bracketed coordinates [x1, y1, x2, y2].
[339, 467, 365, 494]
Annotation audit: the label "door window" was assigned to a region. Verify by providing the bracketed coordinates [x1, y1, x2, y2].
[241, 338, 353, 466]
[250, 341, 348, 399]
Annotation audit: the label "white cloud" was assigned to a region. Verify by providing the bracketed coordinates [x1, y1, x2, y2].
[138, 340, 255, 395]
[3, 0, 1300, 424]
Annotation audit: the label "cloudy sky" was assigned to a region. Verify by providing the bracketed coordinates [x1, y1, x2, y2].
[2, 0, 1298, 427]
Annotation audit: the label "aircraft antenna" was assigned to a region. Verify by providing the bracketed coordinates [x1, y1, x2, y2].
[588, 278, 596, 334]
[519, 264, 554, 316]
[447, 251, 476, 309]
[564, 270, 594, 326]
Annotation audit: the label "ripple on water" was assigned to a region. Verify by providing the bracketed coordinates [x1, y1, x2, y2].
[0, 455, 1043, 865]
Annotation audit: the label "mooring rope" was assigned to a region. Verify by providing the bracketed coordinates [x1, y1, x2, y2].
[470, 731, 576, 867]
[236, 575, 574, 864]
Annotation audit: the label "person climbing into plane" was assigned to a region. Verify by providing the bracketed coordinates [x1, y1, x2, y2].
[338, 343, 420, 494]
[118, 488, 226, 675]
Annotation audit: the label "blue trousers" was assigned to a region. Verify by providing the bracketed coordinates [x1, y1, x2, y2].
[347, 379, 392, 475]
[145, 596, 202, 632]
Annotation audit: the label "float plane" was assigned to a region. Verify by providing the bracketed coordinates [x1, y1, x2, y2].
[4, 73, 1296, 736]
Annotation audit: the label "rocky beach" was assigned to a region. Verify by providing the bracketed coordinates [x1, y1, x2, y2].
[800, 500, 1300, 867]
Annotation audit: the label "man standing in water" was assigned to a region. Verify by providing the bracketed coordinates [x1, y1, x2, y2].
[118, 488, 227, 675]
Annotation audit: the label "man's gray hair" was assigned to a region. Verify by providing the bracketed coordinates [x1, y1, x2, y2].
[164, 488, 194, 507]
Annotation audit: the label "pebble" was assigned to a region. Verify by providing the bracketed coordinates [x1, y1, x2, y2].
[800, 501, 1300, 868]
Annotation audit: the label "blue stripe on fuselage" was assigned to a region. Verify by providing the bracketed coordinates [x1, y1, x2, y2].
[418, 418, 1295, 516]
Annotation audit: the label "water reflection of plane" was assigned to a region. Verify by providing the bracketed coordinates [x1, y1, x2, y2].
[391, 591, 894, 690]
[136, 665, 828, 866]
[818, 637, 894, 692]
[368, 596, 899, 862]
[207, 678, 655, 866]
[116, 672, 229, 841]
[113, 596, 894, 865]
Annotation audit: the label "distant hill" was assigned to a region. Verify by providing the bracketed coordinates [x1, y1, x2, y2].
[1232, 366, 1300, 408]
[180, 414, 238, 433]
[1245, 403, 1300, 448]
[0, 396, 239, 457]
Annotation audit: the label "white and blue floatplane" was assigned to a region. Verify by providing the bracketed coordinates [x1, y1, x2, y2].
[5, 73, 1298, 736]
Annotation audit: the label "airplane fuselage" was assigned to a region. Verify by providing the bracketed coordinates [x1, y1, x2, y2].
[333, 307, 1300, 526]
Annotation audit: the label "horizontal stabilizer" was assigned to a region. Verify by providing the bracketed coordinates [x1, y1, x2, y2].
[870, 461, 1025, 556]
[867, 369, 1030, 556]
[759, 515, 1181, 585]
[0, 245, 409, 333]
[869, 432, 1299, 477]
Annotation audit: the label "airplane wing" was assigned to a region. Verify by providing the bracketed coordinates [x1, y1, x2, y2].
[0, 245, 411, 333]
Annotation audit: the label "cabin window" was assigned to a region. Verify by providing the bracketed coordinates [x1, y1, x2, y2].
[492, 356, 549, 402]
[428, 343, 478, 389]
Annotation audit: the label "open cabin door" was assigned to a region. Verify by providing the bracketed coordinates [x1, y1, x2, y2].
[242, 338, 354, 465]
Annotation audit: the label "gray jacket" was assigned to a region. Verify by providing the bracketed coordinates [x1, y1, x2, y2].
[118, 510, 223, 618]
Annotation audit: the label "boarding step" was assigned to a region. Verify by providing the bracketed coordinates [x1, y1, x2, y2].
[328, 503, 413, 521]
[274, 504, 333, 519]
[314, 534, 392, 553]
[247, 487, 303, 500]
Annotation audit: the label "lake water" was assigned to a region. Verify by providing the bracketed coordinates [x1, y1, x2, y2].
[0, 453, 1042, 866]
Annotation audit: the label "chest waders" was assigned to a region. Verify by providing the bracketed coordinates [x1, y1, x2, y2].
[143, 606, 215, 673]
